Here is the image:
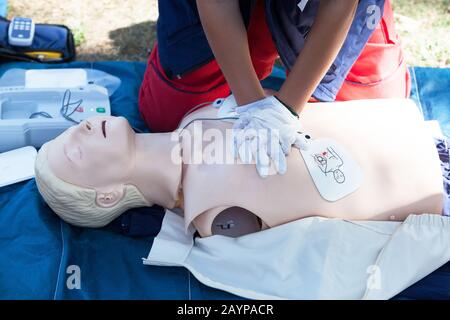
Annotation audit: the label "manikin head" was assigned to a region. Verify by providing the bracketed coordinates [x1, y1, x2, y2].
[35, 116, 151, 227]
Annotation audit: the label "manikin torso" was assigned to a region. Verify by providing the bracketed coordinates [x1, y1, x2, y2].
[45, 99, 444, 237]
[177, 99, 444, 237]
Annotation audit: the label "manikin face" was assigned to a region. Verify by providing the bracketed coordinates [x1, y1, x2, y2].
[47, 116, 136, 192]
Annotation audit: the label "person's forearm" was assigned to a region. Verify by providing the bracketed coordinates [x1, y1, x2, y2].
[196, 0, 265, 105]
[277, 0, 358, 113]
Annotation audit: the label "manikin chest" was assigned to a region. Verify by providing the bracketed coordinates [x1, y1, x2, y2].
[178, 101, 444, 237]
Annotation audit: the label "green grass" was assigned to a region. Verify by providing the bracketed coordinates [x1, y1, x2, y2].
[392, 0, 450, 67]
[72, 26, 87, 47]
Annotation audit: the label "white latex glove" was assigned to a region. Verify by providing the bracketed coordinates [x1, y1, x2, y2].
[232, 96, 311, 178]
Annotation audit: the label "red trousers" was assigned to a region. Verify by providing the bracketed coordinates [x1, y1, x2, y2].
[139, 0, 410, 133]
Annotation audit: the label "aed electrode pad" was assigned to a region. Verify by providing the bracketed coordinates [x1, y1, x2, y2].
[299, 138, 363, 202]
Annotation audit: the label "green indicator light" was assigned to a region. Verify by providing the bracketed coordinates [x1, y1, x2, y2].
[96, 107, 106, 113]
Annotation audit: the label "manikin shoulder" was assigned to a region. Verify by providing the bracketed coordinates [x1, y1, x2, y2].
[177, 105, 224, 131]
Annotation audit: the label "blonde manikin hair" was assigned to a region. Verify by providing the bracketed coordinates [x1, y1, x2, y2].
[34, 142, 152, 228]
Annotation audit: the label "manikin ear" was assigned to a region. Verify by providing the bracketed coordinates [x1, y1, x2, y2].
[95, 185, 125, 208]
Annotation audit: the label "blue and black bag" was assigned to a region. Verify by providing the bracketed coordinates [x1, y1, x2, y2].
[0, 17, 75, 63]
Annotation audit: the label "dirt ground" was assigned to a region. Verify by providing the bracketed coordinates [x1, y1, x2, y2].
[7, 0, 450, 66]
[8, 0, 158, 61]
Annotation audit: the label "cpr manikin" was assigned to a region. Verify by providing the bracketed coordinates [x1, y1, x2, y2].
[34, 99, 445, 237]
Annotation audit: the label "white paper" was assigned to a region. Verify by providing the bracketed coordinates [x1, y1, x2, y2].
[0, 146, 37, 188]
[299, 138, 363, 202]
[25, 69, 87, 89]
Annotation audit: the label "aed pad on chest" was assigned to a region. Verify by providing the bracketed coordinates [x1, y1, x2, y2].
[299, 138, 363, 202]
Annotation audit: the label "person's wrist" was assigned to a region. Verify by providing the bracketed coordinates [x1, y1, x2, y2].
[235, 93, 267, 110]
[233, 84, 266, 106]
[239, 93, 266, 105]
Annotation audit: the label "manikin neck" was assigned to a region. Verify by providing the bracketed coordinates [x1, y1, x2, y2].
[127, 133, 182, 209]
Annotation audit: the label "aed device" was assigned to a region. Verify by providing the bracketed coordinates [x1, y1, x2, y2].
[0, 85, 111, 153]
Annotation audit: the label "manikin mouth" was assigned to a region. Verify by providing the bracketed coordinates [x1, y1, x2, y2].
[102, 120, 107, 138]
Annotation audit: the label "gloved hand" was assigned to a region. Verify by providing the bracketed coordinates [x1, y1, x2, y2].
[232, 96, 311, 178]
